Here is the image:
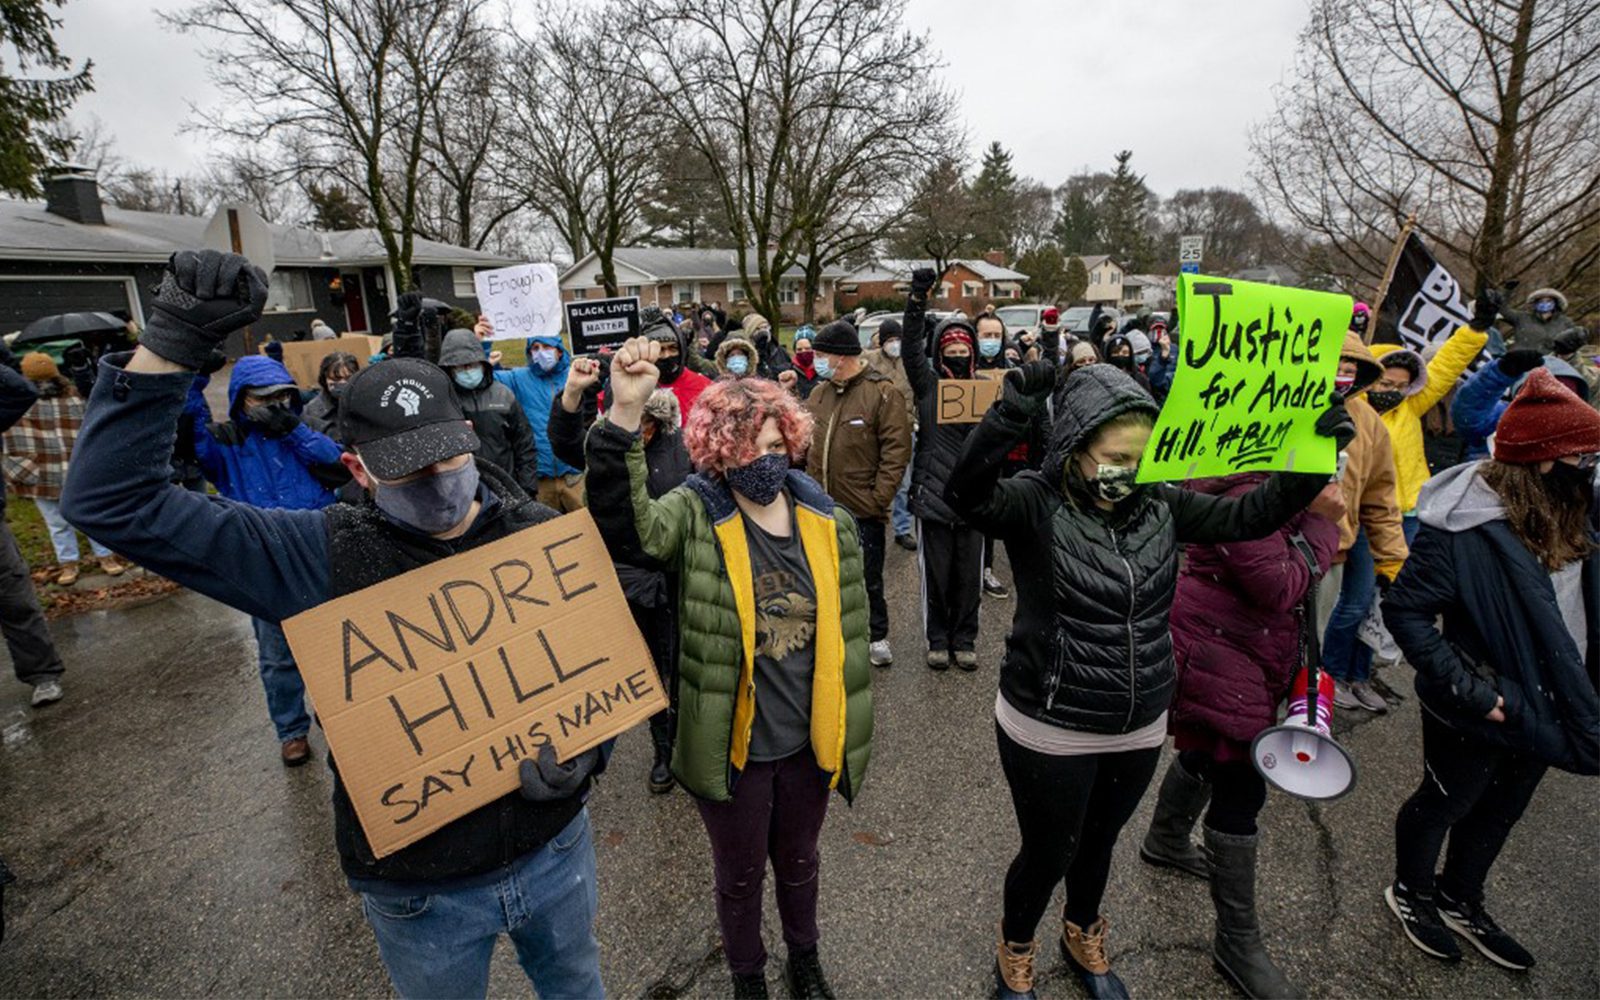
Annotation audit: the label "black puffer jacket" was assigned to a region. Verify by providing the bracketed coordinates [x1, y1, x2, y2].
[946, 365, 1329, 734]
[902, 294, 980, 525]
[439, 330, 539, 495]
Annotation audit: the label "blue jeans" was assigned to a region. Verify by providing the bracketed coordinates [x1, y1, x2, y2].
[361, 809, 605, 1000]
[1322, 528, 1375, 682]
[891, 464, 913, 537]
[250, 616, 310, 742]
[33, 498, 112, 562]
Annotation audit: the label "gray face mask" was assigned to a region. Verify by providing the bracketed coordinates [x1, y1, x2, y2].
[1089, 463, 1138, 503]
[368, 458, 480, 534]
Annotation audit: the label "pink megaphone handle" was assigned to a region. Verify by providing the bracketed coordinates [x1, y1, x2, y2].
[1286, 666, 1336, 736]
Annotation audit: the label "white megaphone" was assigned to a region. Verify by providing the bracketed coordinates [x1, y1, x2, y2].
[1251, 664, 1357, 800]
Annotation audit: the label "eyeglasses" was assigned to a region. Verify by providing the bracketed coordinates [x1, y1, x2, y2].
[1572, 453, 1600, 470]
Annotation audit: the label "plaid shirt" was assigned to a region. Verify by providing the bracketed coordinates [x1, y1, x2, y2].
[3, 393, 85, 500]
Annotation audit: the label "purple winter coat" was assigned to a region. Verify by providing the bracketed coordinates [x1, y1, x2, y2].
[1169, 473, 1340, 761]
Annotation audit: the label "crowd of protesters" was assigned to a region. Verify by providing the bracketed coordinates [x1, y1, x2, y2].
[0, 246, 1591, 1000]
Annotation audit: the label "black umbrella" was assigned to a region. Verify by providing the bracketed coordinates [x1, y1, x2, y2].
[15, 311, 130, 345]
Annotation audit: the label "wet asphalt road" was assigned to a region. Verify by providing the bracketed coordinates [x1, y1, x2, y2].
[1, 542, 1596, 999]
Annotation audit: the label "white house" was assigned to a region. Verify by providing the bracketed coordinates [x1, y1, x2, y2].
[1072, 254, 1126, 305]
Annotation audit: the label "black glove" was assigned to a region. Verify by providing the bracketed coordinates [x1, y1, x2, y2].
[264, 340, 284, 362]
[198, 350, 228, 376]
[518, 745, 599, 802]
[1375, 571, 1393, 594]
[1315, 392, 1357, 450]
[909, 267, 938, 299]
[395, 290, 424, 329]
[1498, 347, 1544, 378]
[62, 343, 91, 373]
[1469, 286, 1504, 332]
[1000, 361, 1056, 419]
[1553, 329, 1587, 357]
[139, 250, 269, 370]
[246, 403, 301, 438]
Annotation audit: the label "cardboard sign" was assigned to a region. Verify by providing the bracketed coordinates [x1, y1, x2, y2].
[261, 336, 384, 388]
[474, 263, 562, 341]
[935, 377, 1003, 423]
[1139, 273, 1347, 483]
[565, 296, 640, 354]
[281, 509, 664, 858]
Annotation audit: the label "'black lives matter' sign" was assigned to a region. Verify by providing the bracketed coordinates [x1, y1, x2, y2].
[565, 296, 641, 354]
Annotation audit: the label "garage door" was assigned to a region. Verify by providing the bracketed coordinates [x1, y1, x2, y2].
[0, 278, 135, 333]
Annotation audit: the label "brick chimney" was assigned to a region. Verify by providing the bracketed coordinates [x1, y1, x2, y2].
[43, 165, 105, 225]
[983, 248, 1006, 267]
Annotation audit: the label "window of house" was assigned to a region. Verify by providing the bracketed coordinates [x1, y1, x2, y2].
[624, 285, 642, 297]
[1090, 271, 1100, 284]
[264, 270, 313, 312]
[780, 281, 801, 305]
[1111, 272, 1120, 284]
[839, 283, 858, 295]
[452, 266, 476, 297]
[730, 286, 747, 302]
[573, 288, 588, 301]
[938, 281, 954, 300]
[991, 283, 1017, 299]
[676, 283, 698, 304]
[961, 281, 982, 298]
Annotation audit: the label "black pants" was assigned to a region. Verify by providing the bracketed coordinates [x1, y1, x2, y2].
[996, 724, 1160, 940]
[630, 598, 679, 750]
[856, 517, 888, 642]
[1394, 710, 1547, 904]
[0, 520, 62, 685]
[1179, 749, 1268, 836]
[918, 519, 983, 652]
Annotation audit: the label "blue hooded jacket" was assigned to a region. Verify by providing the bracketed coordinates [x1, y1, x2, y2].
[494, 335, 577, 478]
[1451, 356, 1588, 460]
[184, 355, 344, 510]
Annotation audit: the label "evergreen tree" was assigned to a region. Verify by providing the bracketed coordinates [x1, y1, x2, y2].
[1062, 254, 1090, 304]
[968, 140, 1019, 256]
[307, 182, 372, 231]
[1052, 171, 1110, 253]
[1100, 150, 1156, 271]
[1, 0, 94, 197]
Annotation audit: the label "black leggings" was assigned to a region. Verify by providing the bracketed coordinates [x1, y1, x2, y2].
[995, 724, 1160, 941]
[1179, 749, 1268, 836]
[1394, 710, 1547, 903]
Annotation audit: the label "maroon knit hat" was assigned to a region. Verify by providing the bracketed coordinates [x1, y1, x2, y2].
[1494, 368, 1600, 464]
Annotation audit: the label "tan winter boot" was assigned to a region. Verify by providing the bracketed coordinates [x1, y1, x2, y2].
[994, 928, 1037, 999]
[55, 562, 80, 586]
[1061, 916, 1129, 999]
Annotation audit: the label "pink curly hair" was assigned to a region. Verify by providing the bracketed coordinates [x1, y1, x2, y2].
[682, 377, 814, 476]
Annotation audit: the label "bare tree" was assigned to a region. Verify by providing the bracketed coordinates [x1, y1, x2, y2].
[503, 4, 660, 295]
[167, 0, 491, 290]
[627, 0, 948, 324]
[1159, 188, 1277, 275]
[1253, 0, 1600, 310]
[890, 153, 980, 280]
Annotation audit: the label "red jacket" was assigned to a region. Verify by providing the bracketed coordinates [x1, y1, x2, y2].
[1169, 474, 1340, 760]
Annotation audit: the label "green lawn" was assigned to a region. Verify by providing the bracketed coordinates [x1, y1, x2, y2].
[6, 496, 61, 571]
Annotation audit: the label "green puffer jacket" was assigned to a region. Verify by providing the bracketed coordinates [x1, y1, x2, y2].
[585, 419, 874, 802]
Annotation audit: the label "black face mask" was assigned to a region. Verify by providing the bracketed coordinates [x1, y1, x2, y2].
[942, 355, 971, 379]
[656, 356, 682, 383]
[1367, 389, 1405, 414]
[1109, 354, 1134, 370]
[1548, 460, 1595, 493]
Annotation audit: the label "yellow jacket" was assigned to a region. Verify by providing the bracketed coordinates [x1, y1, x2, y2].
[1372, 325, 1488, 513]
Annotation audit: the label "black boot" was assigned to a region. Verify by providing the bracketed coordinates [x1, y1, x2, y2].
[1140, 756, 1211, 878]
[782, 948, 836, 999]
[648, 716, 675, 794]
[1204, 826, 1302, 999]
[731, 971, 769, 999]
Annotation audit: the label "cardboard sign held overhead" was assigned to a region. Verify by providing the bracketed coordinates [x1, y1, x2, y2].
[1138, 273, 1347, 484]
[261, 336, 384, 388]
[281, 509, 664, 859]
[475, 263, 562, 341]
[936, 377, 1004, 424]
[565, 296, 640, 355]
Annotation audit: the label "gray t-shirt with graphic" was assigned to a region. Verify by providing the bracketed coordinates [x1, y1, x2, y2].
[742, 503, 818, 762]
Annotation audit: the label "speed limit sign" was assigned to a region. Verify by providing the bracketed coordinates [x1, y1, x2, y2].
[1179, 234, 1203, 274]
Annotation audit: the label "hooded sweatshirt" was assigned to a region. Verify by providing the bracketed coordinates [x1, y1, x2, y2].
[182, 355, 343, 510]
[1385, 461, 1599, 773]
[493, 335, 578, 478]
[440, 329, 538, 493]
[1371, 323, 1487, 513]
[1452, 355, 1591, 461]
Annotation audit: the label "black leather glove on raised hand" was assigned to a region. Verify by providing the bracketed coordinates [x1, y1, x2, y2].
[140, 250, 268, 370]
[1498, 347, 1544, 378]
[1315, 391, 1357, 450]
[909, 267, 938, 300]
[518, 745, 599, 802]
[1000, 360, 1056, 419]
[1469, 286, 1505, 333]
[247, 403, 301, 438]
[1552, 330, 1586, 358]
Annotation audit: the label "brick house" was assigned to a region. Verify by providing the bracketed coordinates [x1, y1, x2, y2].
[558, 247, 847, 323]
[837, 252, 1029, 316]
[0, 168, 515, 357]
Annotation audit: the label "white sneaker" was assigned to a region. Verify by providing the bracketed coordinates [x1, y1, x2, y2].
[1333, 681, 1362, 711]
[31, 679, 63, 707]
[869, 640, 893, 667]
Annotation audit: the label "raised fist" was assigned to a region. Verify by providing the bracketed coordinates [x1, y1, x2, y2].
[910, 267, 938, 298]
[139, 250, 268, 370]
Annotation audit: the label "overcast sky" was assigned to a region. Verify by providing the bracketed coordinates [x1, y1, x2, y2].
[52, 0, 1312, 196]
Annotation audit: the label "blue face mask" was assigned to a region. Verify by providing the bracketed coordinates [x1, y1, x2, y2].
[1535, 299, 1557, 315]
[978, 338, 1002, 358]
[726, 354, 750, 376]
[813, 355, 835, 380]
[453, 367, 484, 390]
[1134, 351, 1152, 367]
[531, 348, 559, 372]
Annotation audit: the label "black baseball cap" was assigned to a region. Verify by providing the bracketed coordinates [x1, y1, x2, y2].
[339, 358, 480, 480]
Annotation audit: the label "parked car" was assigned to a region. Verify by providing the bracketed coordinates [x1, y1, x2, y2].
[854, 310, 899, 347]
[1061, 305, 1122, 334]
[994, 304, 1048, 340]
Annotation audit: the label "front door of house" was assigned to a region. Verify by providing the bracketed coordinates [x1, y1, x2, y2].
[342, 272, 368, 333]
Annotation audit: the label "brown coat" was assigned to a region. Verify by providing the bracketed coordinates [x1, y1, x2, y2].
[862, 347, 916, 428]
[804, 366, 913, 521]
[1337, 332, 1408, 576]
